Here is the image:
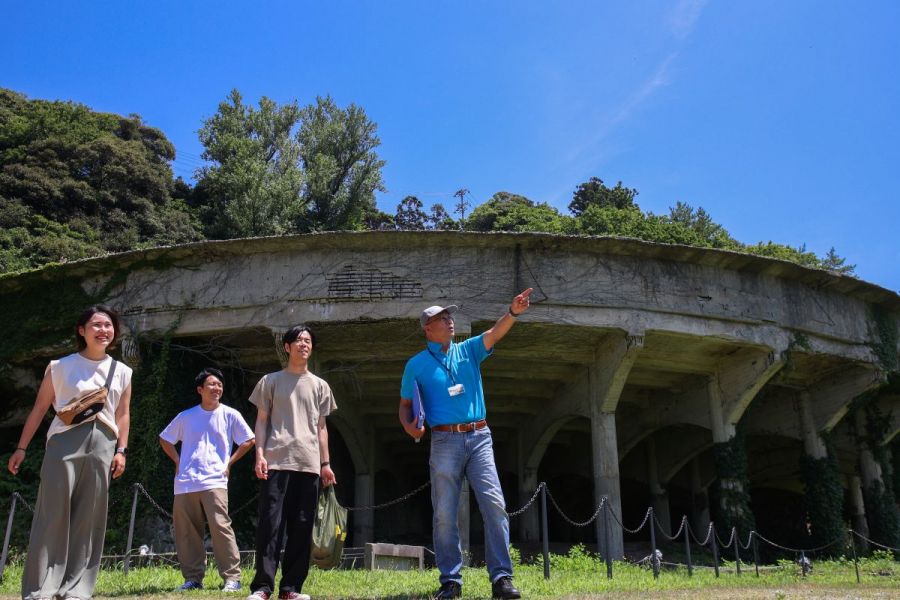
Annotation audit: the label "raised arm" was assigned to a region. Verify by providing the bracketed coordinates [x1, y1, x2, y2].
[482, 288, 533, 351]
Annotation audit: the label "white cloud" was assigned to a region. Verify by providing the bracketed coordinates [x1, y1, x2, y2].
[669, 0, 710, 40]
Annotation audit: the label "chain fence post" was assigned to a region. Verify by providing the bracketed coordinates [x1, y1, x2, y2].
[648, 507, 659, 579]
[603, 499, 613, 580]
[123, 484, 140, 574]
[710, 522, 720, 578]
[733, 527, 741, 576]
[752, 531, 759, 577]
[849, 530, 860, 583]
[540, 483, 550, 580]
[0, 493, 19, 582]
[683, 516, 692, 577]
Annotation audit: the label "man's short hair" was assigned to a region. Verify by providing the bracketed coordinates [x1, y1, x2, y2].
[195, 367, 225, 388]
[282, 325, 316, 348]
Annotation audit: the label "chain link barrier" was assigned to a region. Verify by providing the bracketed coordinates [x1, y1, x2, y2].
[507, 481, 545, 518]
[12, 492, 34, 514]
[346, 481, 431, 512]
[133, 483, 173, 521]
[752, 530, 844, 554]
[849, 529, 900, 553]
[716, 527, 736, 549]
[606, 505, 652, 535]
[689, 521, 715, 546]
[545, 488, 606, 527]
[653, 513, 685, 541]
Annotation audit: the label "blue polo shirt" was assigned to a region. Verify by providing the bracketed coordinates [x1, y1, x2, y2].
[400, 334, 493, 427]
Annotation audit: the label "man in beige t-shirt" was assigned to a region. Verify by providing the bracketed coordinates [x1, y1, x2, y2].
[246, 326, 337, 600]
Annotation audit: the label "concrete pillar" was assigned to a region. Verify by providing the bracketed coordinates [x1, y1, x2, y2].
[591, 409, 623, 559]
[353, 473, 374, 546]
[848, 475, 870, 540]
[458, 479, 470, 565]
[798, 391, 828, 459]
[646, 437, 671, 535]
[857, 410, 883, 488]
[708, 376, 735, 444]
[690, 457, 710, 535]
[519, 467, 539, 542]
[586, 333, 642, 560]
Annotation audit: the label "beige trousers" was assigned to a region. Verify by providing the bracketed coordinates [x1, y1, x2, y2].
[173, 488, 241, 583]
[22, 420, 116, 600]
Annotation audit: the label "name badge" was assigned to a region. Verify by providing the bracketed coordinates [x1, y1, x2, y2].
[448, 384, 465, 397]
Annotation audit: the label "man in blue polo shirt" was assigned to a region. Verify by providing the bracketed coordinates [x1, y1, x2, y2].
[399, 289, 533, 600]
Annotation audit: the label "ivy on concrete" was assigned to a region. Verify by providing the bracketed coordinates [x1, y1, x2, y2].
[711, 430, 756, 536]
[869, 306, 899, 373]
[799, 437, 846, 555]
[856, 397, 900, 551]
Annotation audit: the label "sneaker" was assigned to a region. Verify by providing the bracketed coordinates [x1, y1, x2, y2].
[246, 591, 271, 600]
[433, 581, 462, 600]
[491, 577, 521, 600]
[179, 581, 204, 591]
[223, 580, 242, 592]
[277, 593, 310, 600]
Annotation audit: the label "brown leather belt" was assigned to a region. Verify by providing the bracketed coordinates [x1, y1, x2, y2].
[432, 419, 488, 433]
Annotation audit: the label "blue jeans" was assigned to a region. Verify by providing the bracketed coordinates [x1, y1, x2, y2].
[430, 427, 513, 584]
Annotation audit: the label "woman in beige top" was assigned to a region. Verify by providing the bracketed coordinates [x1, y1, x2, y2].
[8, 305, 133, 600]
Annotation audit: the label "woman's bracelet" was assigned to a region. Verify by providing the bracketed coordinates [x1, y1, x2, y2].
[15, 447, 26, 453]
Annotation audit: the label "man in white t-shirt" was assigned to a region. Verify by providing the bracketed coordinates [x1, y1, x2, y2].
[160, 367, 255, 592]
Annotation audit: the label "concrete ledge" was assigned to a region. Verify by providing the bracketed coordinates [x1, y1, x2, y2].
[364, 542, 425, 570]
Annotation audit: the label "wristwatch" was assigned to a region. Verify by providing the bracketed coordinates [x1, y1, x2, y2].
[116, 447, 128, 456]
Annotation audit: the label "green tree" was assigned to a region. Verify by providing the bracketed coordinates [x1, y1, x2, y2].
[394, 195, 428, 230]
[465, 192, 573, 233]
[297, 96, 385, 231]
[665, 201, 738, 249]
[0, 88, 201, 273]
[196, 89, 304, 238]
[821, 246, 856, 275]
[568, 176, 637, 216]
[428, 203, 456, 230]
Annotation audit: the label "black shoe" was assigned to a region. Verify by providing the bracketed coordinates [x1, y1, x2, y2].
[491, 577, 521, 600]
[433, 581, 461, 600]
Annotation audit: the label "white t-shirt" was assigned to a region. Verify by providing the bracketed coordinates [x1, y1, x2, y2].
[159, 404, 255, 495]
[47, 353, 133, 440]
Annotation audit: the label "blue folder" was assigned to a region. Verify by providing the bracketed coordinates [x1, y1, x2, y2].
[412, 381, 425, 430]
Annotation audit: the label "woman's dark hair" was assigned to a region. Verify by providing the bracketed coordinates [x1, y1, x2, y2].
[75, 305, 121, 350]
[282, 325, 316, 348]
[195, 367, 225, 388]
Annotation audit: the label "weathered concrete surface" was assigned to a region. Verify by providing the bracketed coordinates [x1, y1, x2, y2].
[2, 231, 899, 547]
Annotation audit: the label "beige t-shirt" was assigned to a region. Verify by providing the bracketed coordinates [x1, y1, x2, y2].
[249, 370, 337, 474]
[47, 353, 133, 440]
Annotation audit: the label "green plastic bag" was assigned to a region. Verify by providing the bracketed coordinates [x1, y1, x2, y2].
[310, 485, 348, 569]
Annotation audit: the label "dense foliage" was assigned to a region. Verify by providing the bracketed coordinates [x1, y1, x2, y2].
[0, 88, 856, 277]
[0, 89, 201, 272]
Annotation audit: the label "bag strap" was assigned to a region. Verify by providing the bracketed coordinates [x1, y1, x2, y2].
[105, 359, 118, 391]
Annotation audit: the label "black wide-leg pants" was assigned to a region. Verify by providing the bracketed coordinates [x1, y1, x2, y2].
[250, 470, 320, 594]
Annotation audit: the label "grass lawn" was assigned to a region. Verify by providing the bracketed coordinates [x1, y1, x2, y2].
[0, 548, 896, 599]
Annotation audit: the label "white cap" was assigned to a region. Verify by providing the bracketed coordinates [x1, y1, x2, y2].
[420, 305, 458, 327]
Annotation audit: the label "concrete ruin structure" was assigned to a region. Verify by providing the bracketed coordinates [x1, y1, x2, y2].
[2, 231, 898, 557]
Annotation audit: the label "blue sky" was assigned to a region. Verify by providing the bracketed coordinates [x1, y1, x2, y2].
[4, 1, 899, 291]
